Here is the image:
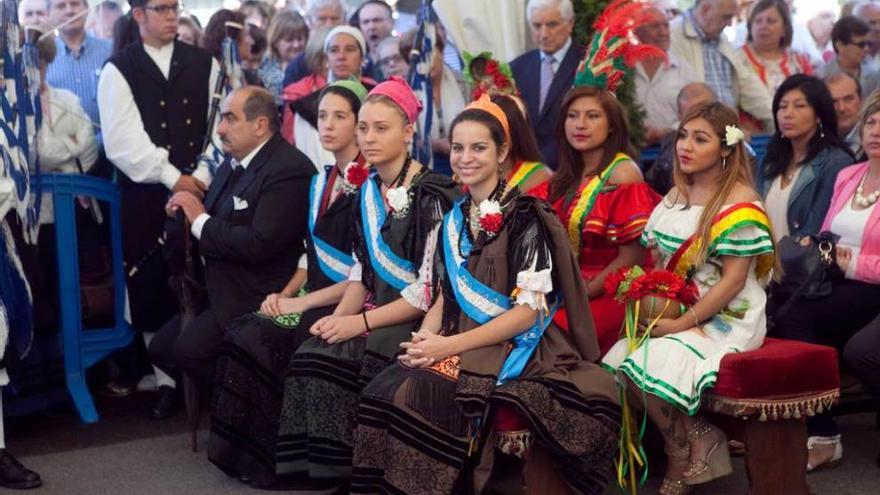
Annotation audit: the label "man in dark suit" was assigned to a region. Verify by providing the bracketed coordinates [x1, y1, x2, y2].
[510, 0, 583, 170]
[149, 86, 314, 400]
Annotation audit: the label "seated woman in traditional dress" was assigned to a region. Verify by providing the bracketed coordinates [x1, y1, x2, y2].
[274, 77, 459, 490]
[350, 95, 621, 495]
[550, 85, 660, 354]
[207, 79, 369, 488]
[491, 94, 552, 199]
[602, 102, 777, 495]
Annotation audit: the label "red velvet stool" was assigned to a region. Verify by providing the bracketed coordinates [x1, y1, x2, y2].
[702, 338, 840, 495]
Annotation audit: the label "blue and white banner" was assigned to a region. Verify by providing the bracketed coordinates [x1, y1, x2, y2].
[407, 0, 435, 168]
[308, 168, 355, 283]
[360, 178, 417, 292]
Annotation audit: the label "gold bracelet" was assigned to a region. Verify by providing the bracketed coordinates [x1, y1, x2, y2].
[689, 307, 700, 327]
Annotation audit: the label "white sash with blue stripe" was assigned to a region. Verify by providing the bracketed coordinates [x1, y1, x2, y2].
[360, 178, 417, 292]
[441, 199, 559, 384]
[308, 167, 355, 283]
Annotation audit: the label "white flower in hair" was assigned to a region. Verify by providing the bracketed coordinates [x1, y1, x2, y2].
[725, 125, 745, 147]
[386, 186, 410, 214]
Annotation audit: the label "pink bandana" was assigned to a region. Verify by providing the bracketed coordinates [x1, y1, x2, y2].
[368, 76, 422, 124]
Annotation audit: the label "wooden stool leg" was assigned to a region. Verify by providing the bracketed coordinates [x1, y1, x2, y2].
[524, 446, 572, 495]
[743, 419, 810, 495]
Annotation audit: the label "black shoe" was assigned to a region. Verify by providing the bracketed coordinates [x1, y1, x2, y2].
[149, 385, 178, 419]
[0, 450, 42, 489]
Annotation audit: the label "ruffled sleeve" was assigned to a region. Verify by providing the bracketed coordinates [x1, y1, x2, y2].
[508, 199, 554, 312]
[709, 223, 775, 258]
[584, 182, 661, 244]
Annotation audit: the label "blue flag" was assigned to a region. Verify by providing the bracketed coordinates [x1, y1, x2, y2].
[407, 0, 435, 168]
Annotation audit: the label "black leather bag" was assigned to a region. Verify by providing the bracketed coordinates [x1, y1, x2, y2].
[773, 231, 841, 300]
[769, 231, 842, 327]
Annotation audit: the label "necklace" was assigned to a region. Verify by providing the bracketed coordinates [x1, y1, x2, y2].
[381, 154, 411, 189]
[855, 173, 880, 207]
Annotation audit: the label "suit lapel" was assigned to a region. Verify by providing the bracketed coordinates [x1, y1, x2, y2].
[167, 42, 184, 84]
[230, 134, 283, 199]
[523, 52, 541, 124]
[205, 160, 232, 213]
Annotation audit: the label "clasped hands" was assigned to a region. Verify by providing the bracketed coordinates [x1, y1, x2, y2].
[309, 314, 368, 344]
[398, 329, 455, 368]
[165, 191, 206, 222]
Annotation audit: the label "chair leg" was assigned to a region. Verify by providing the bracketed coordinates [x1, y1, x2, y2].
[742, 418, 810, 495]
[523, 445, 572, 495]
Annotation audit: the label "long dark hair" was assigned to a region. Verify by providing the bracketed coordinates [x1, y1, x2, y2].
[490, 94, 543, 164]
[201, 9, 246, 61]
[549, 86, 635, 202]
[111, 14, 140, 56]
[319, 85, 364, 117]
[763, 74, 853, 179]
[448, 108, 507, 151]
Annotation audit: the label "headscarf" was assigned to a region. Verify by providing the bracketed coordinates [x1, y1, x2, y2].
[324, 25, 367, 56]
[327, 78, 369, 102]
[367, 76, 422, 124]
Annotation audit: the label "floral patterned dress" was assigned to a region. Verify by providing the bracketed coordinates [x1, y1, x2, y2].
[601, 201, 775, 414]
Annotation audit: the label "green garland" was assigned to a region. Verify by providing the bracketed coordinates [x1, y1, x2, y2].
[572, 0, 647, 151]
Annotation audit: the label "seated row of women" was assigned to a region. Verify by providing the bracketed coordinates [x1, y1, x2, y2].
[203, 72, 880, 495]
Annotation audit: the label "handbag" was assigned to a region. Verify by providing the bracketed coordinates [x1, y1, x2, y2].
[769, 231, 841, 323]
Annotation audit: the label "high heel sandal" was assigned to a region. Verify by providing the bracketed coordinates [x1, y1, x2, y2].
[683, 417, 733, 485]
[659, 444, 693, 495]
[806, 435, 843, 472]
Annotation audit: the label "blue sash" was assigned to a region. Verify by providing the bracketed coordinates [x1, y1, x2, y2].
[441, 199, 558, 384]
[360, 178, 417, 292]
[307, 167, 355, 283]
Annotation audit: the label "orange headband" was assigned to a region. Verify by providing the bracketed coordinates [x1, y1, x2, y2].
[465, 94, 511, 145]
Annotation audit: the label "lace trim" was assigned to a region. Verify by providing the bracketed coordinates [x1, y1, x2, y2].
[496, 429, 533, 458]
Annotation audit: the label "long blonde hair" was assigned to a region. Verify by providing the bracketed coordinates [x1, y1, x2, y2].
[672, 102, 756, 267]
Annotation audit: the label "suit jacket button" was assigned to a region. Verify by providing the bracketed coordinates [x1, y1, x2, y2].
[161, 122, 167, 129]
[186, 118, 192, 125]
[183, 98, 189, 104]
[160, 100, 165, 106]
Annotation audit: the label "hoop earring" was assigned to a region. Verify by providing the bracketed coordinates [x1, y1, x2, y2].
[819, 121, 825, 139]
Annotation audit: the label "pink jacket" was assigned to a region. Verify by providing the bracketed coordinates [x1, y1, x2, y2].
[821, 162, 880, 284]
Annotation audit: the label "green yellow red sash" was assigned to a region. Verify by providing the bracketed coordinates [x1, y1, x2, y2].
[507, 161, 545, 190]
[666, 202, 774, 279]
[566, 153, 630, 253]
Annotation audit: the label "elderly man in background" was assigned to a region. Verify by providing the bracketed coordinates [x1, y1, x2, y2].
[17, 0, 47, 26]
[825, 72, 864, 154]
[510, 0, 583, 169]
[377, 35, 409, 78]
[669, 0, 774, 131]
[634, 3, 698, 144]
[283, 0, 346, 87]
[46, 0, 112, 133]
[351, 0, 395, 81]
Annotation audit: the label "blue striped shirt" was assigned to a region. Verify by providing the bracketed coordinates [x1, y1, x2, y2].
[46, 34, 112, 129]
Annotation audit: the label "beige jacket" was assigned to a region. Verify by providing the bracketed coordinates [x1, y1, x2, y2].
[669, 14, 775, 131]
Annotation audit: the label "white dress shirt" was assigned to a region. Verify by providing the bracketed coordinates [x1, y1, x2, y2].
[635, 53, 698, 131]
[97, 42, 220, 191]
[542, 36, 572, 75]
[190, 138, 270, 239]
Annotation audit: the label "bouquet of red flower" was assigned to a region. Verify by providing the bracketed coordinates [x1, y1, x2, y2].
[343, 162, 370, 193]
[605, 266, 699, 331]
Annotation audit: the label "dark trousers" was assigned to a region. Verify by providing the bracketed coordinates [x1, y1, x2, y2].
[769, 279, 880, 436]
[148, 309, 226, 393]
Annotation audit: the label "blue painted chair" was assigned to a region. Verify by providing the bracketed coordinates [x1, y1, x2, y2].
[37, 174, 134, 423]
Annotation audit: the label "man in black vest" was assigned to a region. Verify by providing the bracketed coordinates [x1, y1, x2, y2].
[149, 86, 313, 399]
[97, 0, 218, 418]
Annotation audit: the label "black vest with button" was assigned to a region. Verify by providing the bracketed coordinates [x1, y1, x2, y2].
[107, 41, 212, 267]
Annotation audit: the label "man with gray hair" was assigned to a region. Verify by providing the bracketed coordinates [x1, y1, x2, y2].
[855, 0, 880, 72]
[152, 85, 315, 404]
[283, 0, 346, 87]
[510, 0, 583, 169]
[46, 0, 112, 130]
[825, 71, 864, 153]
[669, 0, 774, 131]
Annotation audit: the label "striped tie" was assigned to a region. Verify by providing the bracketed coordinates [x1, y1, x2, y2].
[539, 54, 554, 112]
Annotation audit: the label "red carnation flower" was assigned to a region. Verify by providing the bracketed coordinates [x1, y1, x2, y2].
[479, 212, 503, 234]
[603, 266, 628, 300]
[346, 164, 369, 188]
[678, 281, 700, 307]
[641, 270, 685, 299]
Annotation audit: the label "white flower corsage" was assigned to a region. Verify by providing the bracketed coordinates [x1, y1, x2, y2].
[386, 186, 411, 217]
[724, 125, 745, 147]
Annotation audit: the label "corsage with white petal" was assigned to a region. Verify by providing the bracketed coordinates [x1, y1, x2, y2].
[724, 125, 745, 147]
[386, 185, 411, 217]
[477, 199, 503, 236]
[342, 162, 369, 194]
